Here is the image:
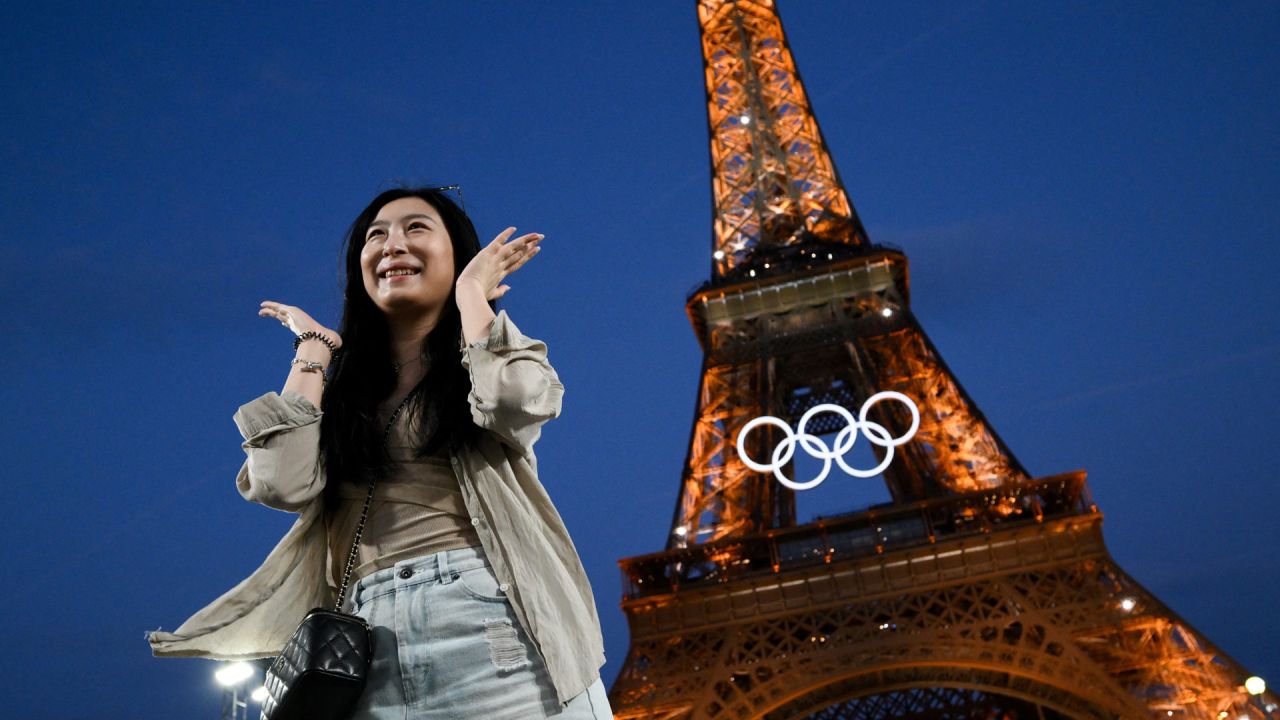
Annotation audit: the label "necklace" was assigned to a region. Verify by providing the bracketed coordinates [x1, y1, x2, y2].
[391, 352, 429, 376]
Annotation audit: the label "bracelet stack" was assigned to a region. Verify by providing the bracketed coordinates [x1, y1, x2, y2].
[293, 331, 340, 383]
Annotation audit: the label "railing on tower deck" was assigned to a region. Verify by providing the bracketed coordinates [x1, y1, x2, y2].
[619, 471, 1095, 600]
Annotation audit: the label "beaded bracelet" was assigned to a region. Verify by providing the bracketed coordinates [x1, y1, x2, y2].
[294, 330, 340, 357]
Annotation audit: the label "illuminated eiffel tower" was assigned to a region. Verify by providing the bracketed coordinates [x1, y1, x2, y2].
[606, 2, 1276, 718]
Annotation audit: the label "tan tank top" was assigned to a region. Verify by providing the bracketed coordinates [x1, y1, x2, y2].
[326, 397, 482, 586]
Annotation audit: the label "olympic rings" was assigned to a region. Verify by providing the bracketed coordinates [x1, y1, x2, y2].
[735, 391, 921, 490]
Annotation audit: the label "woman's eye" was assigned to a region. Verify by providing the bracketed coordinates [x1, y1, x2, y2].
[366, 230, 384, 242]
[408, 222, 427, 231]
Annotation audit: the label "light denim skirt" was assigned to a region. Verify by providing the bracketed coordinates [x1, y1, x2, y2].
[343, 544, 613, 719]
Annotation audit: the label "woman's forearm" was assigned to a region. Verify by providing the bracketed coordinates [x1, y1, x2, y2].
[281, 341, 330, 408]
[456, 279, 496, 346]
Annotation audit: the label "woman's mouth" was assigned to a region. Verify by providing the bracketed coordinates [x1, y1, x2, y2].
[380, 268, 422, 283]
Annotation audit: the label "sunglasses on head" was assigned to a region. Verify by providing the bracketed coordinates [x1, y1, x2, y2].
[422, 183, 466, 215]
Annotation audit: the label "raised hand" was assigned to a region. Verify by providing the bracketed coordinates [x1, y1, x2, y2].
[258, 301, 344, 355]
[456, 227, 543, 302]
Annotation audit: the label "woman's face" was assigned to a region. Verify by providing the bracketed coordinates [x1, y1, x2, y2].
[360, 196, 457, 318]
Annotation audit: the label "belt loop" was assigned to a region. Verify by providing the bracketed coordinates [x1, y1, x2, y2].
[438, 551, 453, 584]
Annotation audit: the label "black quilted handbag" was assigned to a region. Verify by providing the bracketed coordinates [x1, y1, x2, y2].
[260, 392, 415, 720]
[259, 607, 372, 720]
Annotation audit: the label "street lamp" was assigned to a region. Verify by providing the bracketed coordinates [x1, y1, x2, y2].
[215, 663, 254, 687]
[215, 661, 266, 720]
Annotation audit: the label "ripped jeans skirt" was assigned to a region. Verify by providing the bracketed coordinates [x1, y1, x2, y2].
[343, 544, 613, 719]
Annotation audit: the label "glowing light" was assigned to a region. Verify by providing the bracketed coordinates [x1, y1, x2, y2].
[737, 393, 921, 490]
[1120, 597, 1137, 612]
[215, 662, 254, 687]
[713, 250, 725, 260]
[251, 686, 269, 703]
[880, 308, 893, 317]
[1246, 676, 1266, 695]
[739, 114, 750, 124]
[749, 269, 756, 277]
[674, 526, 687, 536]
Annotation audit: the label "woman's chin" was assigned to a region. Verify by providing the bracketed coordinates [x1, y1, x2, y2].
[375, 295, 446, 316]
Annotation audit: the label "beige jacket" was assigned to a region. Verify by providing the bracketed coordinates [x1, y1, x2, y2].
[146, 309, 607, 708]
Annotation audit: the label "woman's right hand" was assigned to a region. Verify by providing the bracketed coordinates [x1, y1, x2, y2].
[258, 300, 343, 355]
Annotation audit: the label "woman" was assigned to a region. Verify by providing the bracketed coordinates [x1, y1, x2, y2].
[147, 187, 613, 719]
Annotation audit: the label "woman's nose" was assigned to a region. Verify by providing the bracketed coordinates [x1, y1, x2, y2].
[383, 231, 407, 255]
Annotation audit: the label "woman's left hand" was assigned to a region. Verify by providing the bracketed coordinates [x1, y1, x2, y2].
[457, 226, 543, 301]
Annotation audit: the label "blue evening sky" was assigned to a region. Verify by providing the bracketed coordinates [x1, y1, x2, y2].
[2, 2, 1276, 717]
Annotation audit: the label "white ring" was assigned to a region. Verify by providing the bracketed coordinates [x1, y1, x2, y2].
[736, 392, 920, 489]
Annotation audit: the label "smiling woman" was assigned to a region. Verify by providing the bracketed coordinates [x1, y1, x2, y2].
[146, 186, 613, 719]
[361, 199, 461, 325]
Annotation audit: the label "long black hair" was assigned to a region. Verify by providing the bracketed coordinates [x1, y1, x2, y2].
[318, 187, 492, 513]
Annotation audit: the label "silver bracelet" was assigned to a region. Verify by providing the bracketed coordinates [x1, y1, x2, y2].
[291, 358, 328, 382]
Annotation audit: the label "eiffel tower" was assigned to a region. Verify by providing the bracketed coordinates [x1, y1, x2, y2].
[606, 2, 1276, 719]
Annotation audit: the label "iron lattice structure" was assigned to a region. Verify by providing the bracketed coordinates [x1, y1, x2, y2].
[700, 0, 868, 278]
[608, 2, 1276, 719]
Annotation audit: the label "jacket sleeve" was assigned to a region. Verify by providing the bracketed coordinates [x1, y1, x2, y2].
[458, 308, 564, 456]
[233, 390, 326, 513]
